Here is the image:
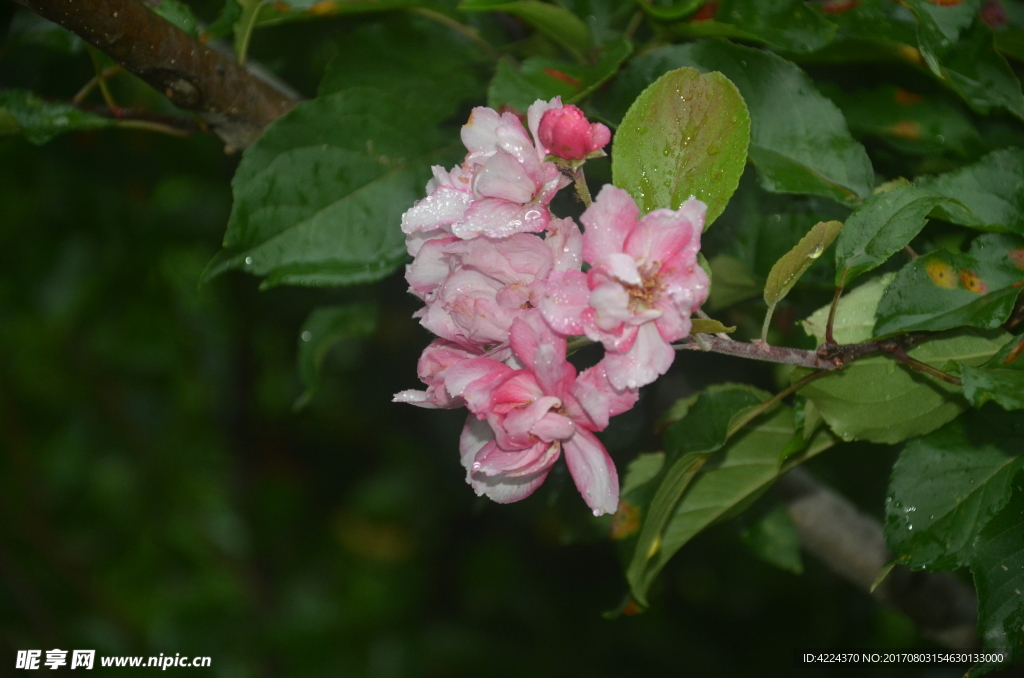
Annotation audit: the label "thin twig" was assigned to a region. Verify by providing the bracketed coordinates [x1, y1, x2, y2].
[72, 65, 122, 106]
[675, 335, 841, 370]
[113, 119, 193, 137]
[87, 46, 120, 113]
[825, 276, 845, 345]
[887, 347, 962, 385]
[236, 0, 266, 66]
[903, 245, 918, 260]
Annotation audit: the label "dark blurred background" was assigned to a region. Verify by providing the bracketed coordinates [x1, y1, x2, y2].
[0, 4, 997, 676]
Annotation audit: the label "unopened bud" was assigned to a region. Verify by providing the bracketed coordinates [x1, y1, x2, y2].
[538, 105, 611, 161]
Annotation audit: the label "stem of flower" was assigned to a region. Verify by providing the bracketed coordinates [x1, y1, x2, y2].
[573, 167, 593, 207]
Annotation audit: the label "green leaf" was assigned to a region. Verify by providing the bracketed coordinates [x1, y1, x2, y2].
[459, 0, 592, 61]
[638, 0, 703, 22]
[0, 90, 114, 145]
[627, 384, 837, 604]
[691, 318, 735, 334]
[201, 0, 242, 41]
[834, 183, 961, 285]
[826, 84, 981, 158]
[606, 41, 873, 206]
[487, 37, 632, 111]
[295, 303, 378, 409]
[961, 334, 1024, 410]
[901, 0, 980, 74]
[254, 0, 422, 26]
[874, 234, 1024, 335]
[319, 16, 487, 121]
[202, 88, 463, 288]
[821, 0, 918, 49]
[150, 0, 200, 37]
[763, 220, 843, 330]
[612, 67, 751, 225]
[917, 149, 1024, 236]
[971, 485, 1024, 670]
[740, 505, 804, 575]
[797, 329, 1012, 444]
[885, 408, 1024, 571]
[801, 273, 894, 345]
[5, 9, 84, 54]
[668, 0, 839, 54]
[706, 255, 761, 310]
[939, 20, 1024, 117]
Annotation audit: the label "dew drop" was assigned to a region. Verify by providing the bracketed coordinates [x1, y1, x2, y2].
[301, 331, 312, 342]
[244, 256, 253, 265]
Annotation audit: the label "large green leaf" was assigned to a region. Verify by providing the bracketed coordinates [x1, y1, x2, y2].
[612, 66, 750, 225]
[961, 334, 1024, 411]
[874, 234, 1024, 335]
[0, 90, 114, 145]
[319, 16, 487, 121]
[796, 329, 1012, 444]
[971, 484, 1024, 671]
[885, 408, 1024, 571]
[668, 0, 838, 54]
[295, 303, 378, 409]
[605, 41, 873, 205]
[202, 88, 463, 288]
[833, 184, 950, 285]
[902, 0, 980, 74]
[917, 149, 1024, 236]
[740, 504, 804, 575]
[459, 0, 592, 61]
[487, 37, 632, 111]
[626, 384, 837, 604]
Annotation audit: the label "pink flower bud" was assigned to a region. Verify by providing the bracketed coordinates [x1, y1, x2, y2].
[537, 105, 611, 161]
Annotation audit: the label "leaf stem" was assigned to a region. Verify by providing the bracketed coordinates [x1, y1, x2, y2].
[825, 276, 845, 346]
[87, 46, 121, 113]
[72, 65, 122, 106]
[113, 119, 193, 138]
[885, 346, 962, 386]
[411, 8, 503, 60]
[236, 0, 265, 66]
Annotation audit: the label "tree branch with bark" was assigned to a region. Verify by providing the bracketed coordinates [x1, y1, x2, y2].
[12, 0, 296, 149]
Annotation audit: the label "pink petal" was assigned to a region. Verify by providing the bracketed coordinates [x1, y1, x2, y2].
[473, 152, 536, 204]
[405, 236, 457, 300]
[540, 270, 590, 336]
[453, 199, 549, 239]
[461, 107, 504, 158]
[569, 362, 640, 430]
[562, 428, 619, 516]
[460, 418, 552, 503]
[581, 185, 639, 265]
[602, 321, 675, 390]
[509, 314, 572, 395]
[589, 281, 631, 330]
[547, 217, 583, 272]
[527, 97, 563, 158]
[623, 209, 698, 268]
[602, 252, 642, 286]
[474, 438, 560, 477]
[531, 412, 576, 442]
[653, 301, 691, 344]
[391, 389, 440, 409]
[401, 186, 473, 234]
[445, 357, 511, 403]
[500, 395, 562, 448]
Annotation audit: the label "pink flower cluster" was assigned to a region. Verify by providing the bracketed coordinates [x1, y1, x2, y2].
[394, 98, 710, 515]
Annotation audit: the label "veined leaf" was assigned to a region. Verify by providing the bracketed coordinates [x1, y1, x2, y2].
[295, 303, 378, 409]
[763, 220, 842, 336]
[459, 0, 592, 61]
[801, 273, 895, 346]
[797, 329, 1012, 444]
[612, 66, 750, 226]
[0, 90, 114, 145]
[885, 407, 1024, 571]
[874, 233, 1024, 335]
[917, 148, 1024, 236]
[961, 334, 1024, 411]
[202, 88, 463, 288]
[669, 0, 838, 54]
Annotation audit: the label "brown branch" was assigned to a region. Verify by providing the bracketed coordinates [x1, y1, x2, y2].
[13, 0, 296, 150]
[775, 468, 979, 650]
[675, 335, 842, 370]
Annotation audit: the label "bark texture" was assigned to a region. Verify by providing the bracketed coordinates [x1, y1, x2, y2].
[14, 0, 295, 149]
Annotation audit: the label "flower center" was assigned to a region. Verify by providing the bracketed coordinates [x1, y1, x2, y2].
[621, 264, 663, 312]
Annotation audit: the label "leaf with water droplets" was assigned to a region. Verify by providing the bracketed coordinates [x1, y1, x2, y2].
[0, 89, 114, 145]
[203, 88, 463, 288]
[612, 67, 751, 227]
[885, 407, 1024, 571]
[763, 220, 842, 335]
